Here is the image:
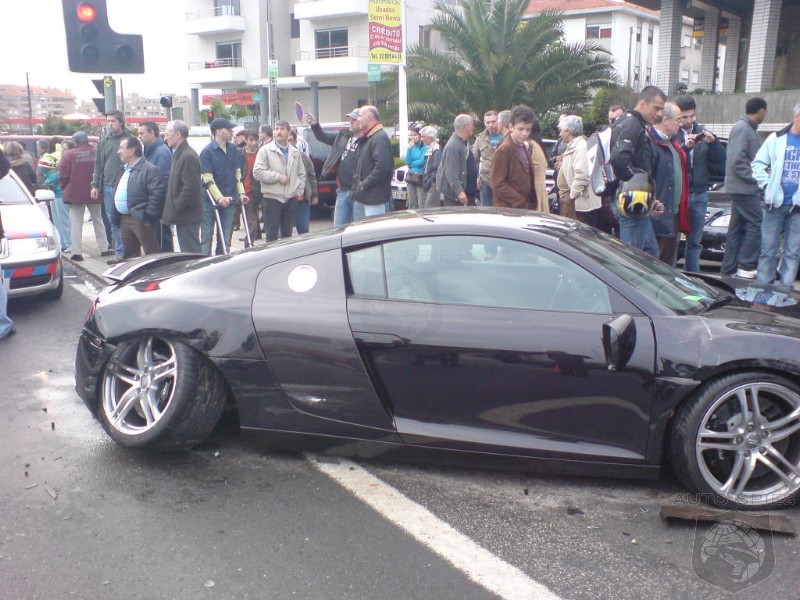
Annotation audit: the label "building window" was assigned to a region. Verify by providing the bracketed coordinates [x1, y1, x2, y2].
[636, 26, 642, 43]
[633, 66, 640, 83]
[681, 69, 690, 83]
[648, 26, 654, 45]
[646, 67, 652, 84]
[586, 25, 611, 39]
[315, 28, 349, 58]
[691, 71, 700, 84]
[290, 13, 300, 39]
[214, 0, 240, 16]
[210, 41, 242, 68]
[683, 34, 692, 48]
[419, 25, 432, 49]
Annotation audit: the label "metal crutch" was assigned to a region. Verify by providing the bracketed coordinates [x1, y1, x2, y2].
[238, 197, 252, 248]
[203, 186, 229, 255]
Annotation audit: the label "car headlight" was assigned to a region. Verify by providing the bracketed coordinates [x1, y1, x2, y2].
[8, 236, 57, 255]
[709, 214, 730, 228]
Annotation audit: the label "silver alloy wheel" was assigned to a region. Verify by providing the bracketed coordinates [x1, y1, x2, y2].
[102, 337, 178, 436]
[696, 381, 800, 507]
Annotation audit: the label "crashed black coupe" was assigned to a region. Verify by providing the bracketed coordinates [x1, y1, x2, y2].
[76, 209, 800, 510]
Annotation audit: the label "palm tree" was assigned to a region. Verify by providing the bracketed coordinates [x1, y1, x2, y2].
[407, 0, 619, 127]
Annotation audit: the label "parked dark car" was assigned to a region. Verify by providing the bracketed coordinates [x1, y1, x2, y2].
[678, 192, 732, 263]
[76, 209, 800, 510]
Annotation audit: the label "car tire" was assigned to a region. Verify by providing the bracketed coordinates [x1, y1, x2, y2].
[98, 336, 227, 452]
[42, 272, 63, 300]
[671, 371, 800, 510]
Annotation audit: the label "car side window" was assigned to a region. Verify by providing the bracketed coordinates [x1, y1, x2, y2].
[347, 236, 611, 314]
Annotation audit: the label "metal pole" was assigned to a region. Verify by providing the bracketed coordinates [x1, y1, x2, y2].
[25, 73, 34, 135]
[398, 0, 409, 156]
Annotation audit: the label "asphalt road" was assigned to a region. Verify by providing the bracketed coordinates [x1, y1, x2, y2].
[1, 253, 798, 600]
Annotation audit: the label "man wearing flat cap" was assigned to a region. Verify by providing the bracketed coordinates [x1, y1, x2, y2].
[199, 118, 249, 255]
[304, 108, 363, 226]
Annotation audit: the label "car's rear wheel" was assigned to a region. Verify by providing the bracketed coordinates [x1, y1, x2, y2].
[98, 336, 227, 451]
[671, 372, 800, 510]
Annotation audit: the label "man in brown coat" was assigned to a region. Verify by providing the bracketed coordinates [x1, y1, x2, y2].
[491, 105, 549, 212]
[59, 132, 111, 261]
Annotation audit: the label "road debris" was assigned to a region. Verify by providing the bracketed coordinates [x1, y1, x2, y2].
[660, 504, 796, 536]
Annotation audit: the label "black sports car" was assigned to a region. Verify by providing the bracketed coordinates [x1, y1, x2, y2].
[75, 209, 800, 510]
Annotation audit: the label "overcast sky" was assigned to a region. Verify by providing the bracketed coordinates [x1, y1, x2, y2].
[3, 0, 190, 100]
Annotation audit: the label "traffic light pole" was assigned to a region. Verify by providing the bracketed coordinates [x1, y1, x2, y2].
[104, 76, 117, 113]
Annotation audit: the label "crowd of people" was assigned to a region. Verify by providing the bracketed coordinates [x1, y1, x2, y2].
[1, 89, 798, 340]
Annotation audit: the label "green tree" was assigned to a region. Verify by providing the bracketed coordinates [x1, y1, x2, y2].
[585, 85, 638, 133]
[406, 0, 619, 128]
[37, 116, 80, 136]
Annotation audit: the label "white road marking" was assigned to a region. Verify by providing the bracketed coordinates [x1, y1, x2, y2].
[307, 455, 561, 600]
[71, 281, 99, 301]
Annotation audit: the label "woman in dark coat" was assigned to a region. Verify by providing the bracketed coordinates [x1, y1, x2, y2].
[3, 141, 37, 193]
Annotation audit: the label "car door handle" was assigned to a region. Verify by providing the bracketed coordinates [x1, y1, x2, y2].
[353, 332, 409, 348]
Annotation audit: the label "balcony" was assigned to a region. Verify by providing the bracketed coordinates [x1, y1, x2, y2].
[185, 6, 246, 35]
[293, 0, 368, 21]
[295, 46, 369, 78]
[187, 58, 247, 86]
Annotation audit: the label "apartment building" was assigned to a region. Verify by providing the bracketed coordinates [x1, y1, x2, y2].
[0, 85, 77, 133]
[525, 0, 720, 93]
[184, 0, 441, 124]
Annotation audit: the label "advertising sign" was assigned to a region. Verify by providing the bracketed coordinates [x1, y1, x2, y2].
[368, 0, 403, 64]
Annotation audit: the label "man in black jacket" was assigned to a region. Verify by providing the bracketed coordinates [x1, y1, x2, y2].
[609, 85, 667, 256]
[675, 95, 726, 272]
[108, 137, 167, 262]
[0, 148, 14, 340]
[306, 109, 363, 226]
[351, 105, 393, 220]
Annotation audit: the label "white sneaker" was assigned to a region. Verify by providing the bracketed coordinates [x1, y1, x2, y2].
[735, 268, 757, 279]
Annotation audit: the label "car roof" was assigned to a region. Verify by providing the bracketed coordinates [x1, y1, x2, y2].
[340, 208, 578, 247]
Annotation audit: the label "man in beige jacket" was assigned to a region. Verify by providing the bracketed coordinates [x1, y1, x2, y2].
[253, 120, 306, 242]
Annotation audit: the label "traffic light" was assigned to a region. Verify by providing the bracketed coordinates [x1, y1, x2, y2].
[160, 96, 173, 109]
[207, 110, 215, 121]
[62, 0, 144, 73]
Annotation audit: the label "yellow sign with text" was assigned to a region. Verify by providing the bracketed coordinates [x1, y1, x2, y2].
[368, 0, 403, 65]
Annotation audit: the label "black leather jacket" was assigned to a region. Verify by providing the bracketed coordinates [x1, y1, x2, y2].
[110, 157, 167, 226]
[609, 110, 653, 182]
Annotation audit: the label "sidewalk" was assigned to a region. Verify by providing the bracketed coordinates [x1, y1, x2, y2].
[64, 212, 255, 281]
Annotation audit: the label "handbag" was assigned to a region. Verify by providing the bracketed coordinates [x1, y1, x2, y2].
[405, 171, 423, 185]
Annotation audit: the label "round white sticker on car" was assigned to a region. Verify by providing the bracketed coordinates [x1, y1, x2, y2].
[287, 264, 318, 293]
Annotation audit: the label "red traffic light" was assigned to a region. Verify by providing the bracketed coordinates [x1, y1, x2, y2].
[76, 2, 97, 22]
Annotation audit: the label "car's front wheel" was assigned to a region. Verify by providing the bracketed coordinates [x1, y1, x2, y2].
[671, 372, 800, 510]
[98, 336, 227, 451]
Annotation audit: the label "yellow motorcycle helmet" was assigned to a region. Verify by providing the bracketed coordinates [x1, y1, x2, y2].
[617, 171, 655, 218]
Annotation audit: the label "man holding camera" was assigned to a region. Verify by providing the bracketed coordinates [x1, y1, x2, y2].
[675, 95, 726, 272]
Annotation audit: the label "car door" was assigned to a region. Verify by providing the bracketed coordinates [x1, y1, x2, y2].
[345, 234, 657, 462]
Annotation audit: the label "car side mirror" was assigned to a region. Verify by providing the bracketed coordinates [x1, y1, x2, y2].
[602, 314, 636, 371]
[34, 189, 55, 203]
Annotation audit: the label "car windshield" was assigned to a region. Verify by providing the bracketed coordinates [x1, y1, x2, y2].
[561, 227, 719, 315]
[0, 174, 32, 205]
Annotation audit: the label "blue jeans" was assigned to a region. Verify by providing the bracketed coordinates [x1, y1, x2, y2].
[102, 184, 123, 256]
[0, 270, 12, 338]
[333, 189, 353, 227]
[295, 200, 310, 234]
[201, 201, 235, 255]
[757, 204, 800, 290]
[354, 201, 392, 221]
[616, 207, 658, 257]
[684, 191, 708, 273]
[51, 196, 72, 250]
[479, 182, 493, 207]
